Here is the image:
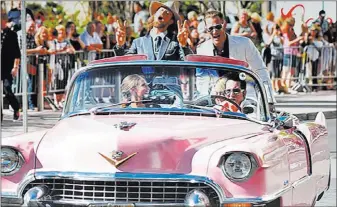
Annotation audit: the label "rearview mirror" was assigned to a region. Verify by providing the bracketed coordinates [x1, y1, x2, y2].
[242, 105, 255, 114]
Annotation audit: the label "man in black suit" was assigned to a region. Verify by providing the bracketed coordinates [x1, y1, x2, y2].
[113, 1, 193, 60]
[1, 18, 21, 121]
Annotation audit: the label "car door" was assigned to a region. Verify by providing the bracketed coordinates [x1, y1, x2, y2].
[297, 122, 330, 200]
[279, 127, 315, 206]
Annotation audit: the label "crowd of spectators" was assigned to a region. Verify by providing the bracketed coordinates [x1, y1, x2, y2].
[260, 10, 337, 95]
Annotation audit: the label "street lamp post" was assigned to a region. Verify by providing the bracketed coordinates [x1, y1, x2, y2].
[21, 0, 28, 133]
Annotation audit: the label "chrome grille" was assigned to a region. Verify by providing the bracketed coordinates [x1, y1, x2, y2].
[23, 179, 220, 204]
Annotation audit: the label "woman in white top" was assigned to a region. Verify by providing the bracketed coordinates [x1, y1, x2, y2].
[263, 12, 275, 44]
[231, 9, 257, 40]
[49, 25, 75, 109]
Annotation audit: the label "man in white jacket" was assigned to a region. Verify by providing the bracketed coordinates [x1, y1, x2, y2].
[196, 10, 276, 106]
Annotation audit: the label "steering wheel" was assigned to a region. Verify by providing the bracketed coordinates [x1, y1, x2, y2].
[211, 95, 242, 112]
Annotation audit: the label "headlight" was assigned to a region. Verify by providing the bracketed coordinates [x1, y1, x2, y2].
[1, 147, 24, 175]
[222, 152, 257, 181]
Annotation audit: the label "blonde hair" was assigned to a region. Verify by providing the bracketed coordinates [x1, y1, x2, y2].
[35, 26, 48, 46]
[187, 11, 197, 21]
[55, 25, 65, 32]
[276, 17, 283, 26]
[280, 22, 289, 34]
[121, 74, 146, 100]
[204, 10, 223, 21]
[214, 77, 227, 95]
[285, 17, 295, 26]
[250, 12, 261, 22]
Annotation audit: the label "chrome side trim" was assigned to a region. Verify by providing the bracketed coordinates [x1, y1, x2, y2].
[17, 171, 226, 202]
[16, 171, 35, 198]
[260, 185, 292, 203]
[292, 175, 311, 188]
[223, 185, 292, 204]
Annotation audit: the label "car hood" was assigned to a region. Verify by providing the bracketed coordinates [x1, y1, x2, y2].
[35, 115, 267, 174]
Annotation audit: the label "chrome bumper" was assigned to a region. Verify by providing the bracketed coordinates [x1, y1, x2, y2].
[1, 199, 187, 207]
[1, 196, 282, 207]
[1, 196, 23, 206]
[1, 196, 281, 207]
[2, 171, 286, 207]
[0, 198, 185, 207]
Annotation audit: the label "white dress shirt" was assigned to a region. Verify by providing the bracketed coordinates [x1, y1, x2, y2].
[150, 29, 167, 47]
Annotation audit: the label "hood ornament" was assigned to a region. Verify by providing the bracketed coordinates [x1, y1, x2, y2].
[114, 121, 137, 131]
[99, 150, 137, 168]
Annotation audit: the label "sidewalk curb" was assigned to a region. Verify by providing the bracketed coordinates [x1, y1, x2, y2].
[294, 110, 336, 121]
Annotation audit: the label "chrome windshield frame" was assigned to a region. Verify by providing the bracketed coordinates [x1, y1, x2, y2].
[62, 61, 271, 122]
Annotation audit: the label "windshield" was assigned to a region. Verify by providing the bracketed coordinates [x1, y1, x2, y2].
[64, 64, 268, 121]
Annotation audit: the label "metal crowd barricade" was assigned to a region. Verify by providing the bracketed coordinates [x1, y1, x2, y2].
[302, 44, 337, 90]
[269, 44, 337, 93]
[96, 49, 115, 59]
[47, 52, 76, 94]
[11, 49, 116, 111]
[12, 54, 38, 97]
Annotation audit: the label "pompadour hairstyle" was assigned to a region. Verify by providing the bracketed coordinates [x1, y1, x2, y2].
[204, 10, 224, 21]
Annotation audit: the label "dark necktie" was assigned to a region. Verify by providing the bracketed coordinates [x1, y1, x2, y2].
[154, 36, 162, 57]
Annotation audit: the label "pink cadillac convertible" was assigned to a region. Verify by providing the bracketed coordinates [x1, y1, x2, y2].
[1, 55, 330, 207]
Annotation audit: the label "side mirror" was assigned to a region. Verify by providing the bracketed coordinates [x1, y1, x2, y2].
[274, 111, 298, 129]
[282, 116, 294, 129]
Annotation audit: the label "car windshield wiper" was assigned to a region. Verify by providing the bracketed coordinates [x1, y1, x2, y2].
[89, 100, 155, 114]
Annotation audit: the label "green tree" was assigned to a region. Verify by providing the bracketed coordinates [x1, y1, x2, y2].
[27, 1, 90, 34]
[239, 1, 263, 15]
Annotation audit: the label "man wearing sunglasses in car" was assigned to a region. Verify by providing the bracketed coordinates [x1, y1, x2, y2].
[213, 73, 246, 113]
[197, 10, 276, 110]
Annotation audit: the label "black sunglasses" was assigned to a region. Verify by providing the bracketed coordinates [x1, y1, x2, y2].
[207, 24, 223, 32]
[224, 88, 244, 96]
